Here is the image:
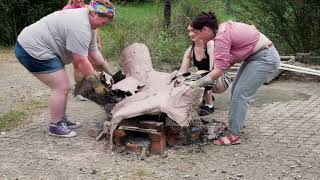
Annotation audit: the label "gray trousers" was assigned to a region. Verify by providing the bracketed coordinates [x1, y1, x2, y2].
[228, 46, 280, 135]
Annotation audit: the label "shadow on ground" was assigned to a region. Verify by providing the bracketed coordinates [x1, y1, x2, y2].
[213, 82, 311, 111]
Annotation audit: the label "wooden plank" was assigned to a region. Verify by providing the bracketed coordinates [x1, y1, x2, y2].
[280, 56, 295, 60]
[280, 63, 320, 74]
[139, 121, 163, 131]
[279, 67, 320, 76]
[118, 126, 158, 133]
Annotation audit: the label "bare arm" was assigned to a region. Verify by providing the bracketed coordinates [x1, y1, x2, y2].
[202, 41, 225, 86]
[88, 50, 113, 76]
[206, 40, 215, 71]
[207, 40, 225, 80]
[72, 53, 95, 76]
[208, 67, 225, 80]
[95, 29, 102, 51]
[179, 46, 193, 74]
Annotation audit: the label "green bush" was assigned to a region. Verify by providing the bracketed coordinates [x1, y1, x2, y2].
[0, 0, 66, 46]
[236, 0, 320, 54]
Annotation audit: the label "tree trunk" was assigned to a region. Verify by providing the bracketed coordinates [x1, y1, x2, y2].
[225, 0, 231, 15]
[164, 0, 172, 28]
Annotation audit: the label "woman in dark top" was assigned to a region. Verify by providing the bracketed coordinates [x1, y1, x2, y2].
[179, 25, 231, 116]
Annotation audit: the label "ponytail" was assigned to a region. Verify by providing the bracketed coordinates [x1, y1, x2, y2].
[191, 11, 219, 34]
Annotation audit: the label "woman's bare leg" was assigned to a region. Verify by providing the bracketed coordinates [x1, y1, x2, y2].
[33, 68, 70, 123]
[203, 90, 213, 105]
[213, 78, 228, 94]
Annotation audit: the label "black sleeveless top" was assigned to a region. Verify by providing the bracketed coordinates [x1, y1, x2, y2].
[192, 44, 210, 71]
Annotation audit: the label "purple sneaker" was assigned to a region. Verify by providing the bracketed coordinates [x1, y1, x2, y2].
[48, 121, 77, 138]
[62, 114, 81, 129]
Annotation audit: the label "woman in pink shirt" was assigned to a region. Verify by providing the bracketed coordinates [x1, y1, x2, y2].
[188, 11, 280, 145]
[64, 0, 86, 9]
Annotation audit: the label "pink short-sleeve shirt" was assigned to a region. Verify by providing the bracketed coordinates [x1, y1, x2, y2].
[63, 4, 86, 9]
[214, 21, 260, 70]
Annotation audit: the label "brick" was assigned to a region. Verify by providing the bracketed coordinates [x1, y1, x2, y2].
[150, 134, 166, 154]
[167, 134, 187, 147]
[149, 132, 165, 142]
[113, 129, 126, 145]
[150, 141, 166, 154]
[113, 129, 126, 138]
[126, 143, 142, 153]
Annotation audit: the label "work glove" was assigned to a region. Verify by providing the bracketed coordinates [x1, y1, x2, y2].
[185, 74, 216, 88]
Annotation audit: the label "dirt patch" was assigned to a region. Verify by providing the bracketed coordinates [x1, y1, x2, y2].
[0, 66, 49, 132]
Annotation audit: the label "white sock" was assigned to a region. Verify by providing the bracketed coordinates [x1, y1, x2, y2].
[205, 104, 214, 108]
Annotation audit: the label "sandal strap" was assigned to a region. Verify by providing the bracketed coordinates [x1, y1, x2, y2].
[214, 134, 241, 145]
[227, 134, 240, 144]
[215, 138, 226, 145]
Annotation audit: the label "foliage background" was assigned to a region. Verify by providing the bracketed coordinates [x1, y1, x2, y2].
[235, 0, 320, 55]
[0, 0, 66, 46]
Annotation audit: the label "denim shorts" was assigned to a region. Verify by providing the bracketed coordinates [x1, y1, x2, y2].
[15, 42, 64, 74]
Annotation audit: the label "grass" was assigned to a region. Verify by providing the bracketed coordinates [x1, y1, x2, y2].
[100, 0, 238, 72]
[0, 98, 47, 131]
[0, 111, 27, 130]
[0, 47, 15, 63]
[134, 168, 149, 178]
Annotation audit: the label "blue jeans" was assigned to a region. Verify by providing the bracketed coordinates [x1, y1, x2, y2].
[228, 46, 280, 135]
[15, 42, 64, 74]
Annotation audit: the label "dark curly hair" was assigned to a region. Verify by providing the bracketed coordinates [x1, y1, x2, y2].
[191, 11, 219, 34]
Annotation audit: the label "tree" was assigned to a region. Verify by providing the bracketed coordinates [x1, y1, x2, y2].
[0, 0, 65, 46]
[225, 0, 231, 15]
[237, 0, 320, 54]
[164, 0, 172, 28]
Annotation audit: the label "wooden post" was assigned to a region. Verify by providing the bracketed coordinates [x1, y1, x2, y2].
[225, 0, 231, 15]
[164, 0, 172, 28]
